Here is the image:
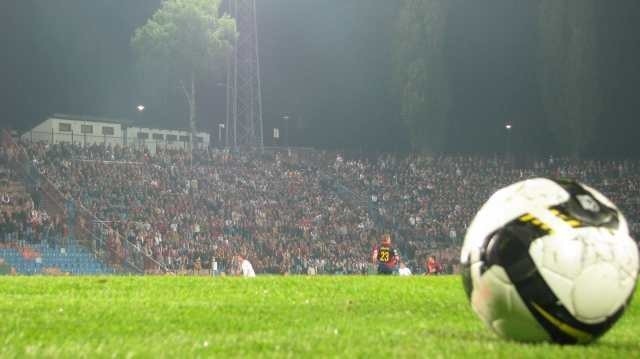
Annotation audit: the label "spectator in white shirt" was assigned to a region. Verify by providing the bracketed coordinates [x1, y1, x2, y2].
[237, 255, 256, 277]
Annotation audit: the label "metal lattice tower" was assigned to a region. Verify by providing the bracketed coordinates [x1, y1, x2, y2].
[227, 0, 263, 150]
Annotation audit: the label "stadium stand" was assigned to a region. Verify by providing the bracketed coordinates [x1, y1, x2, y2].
[3, 129, 640, 275]
[1, 134, 114, 275]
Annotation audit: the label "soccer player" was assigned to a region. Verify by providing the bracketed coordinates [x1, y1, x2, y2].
[237, 255, 256, 278]
[371, 234, 399, 275]
[426, 255, 440, 275]
[398, 262, 412, 276]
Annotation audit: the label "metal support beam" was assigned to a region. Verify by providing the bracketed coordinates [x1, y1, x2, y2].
[229, 0, 264, 150]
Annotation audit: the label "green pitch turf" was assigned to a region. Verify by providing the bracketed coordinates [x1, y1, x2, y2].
[0, 275, 638, 358]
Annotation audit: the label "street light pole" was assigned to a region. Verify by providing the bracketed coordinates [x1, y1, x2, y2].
[218, 124, 225, 148]
[134, 105, 145, 147]
[283, 115, 290, 147]
[217, 81, 231, 148]
[505, 123, 512, 161]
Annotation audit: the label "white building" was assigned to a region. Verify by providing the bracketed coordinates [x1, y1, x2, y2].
[125, 126, 210, 154]
[22, 114, 210, 153]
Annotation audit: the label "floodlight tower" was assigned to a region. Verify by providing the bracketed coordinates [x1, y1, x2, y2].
[229, 0, 264, 150]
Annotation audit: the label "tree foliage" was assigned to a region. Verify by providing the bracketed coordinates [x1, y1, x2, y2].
[538, 0, 600, 156]
[393, 0, 451, 152]
[131, 0, 235, 134]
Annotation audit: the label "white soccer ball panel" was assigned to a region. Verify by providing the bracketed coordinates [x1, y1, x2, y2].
[532, 228, 638, 321]
[579, 228, 618, 268]
[471, 265, 511, 324]
[572, 262, 635, 323]
[462, 178, 570, 263]
[537, 234, 585, 280]
[472, 266, 550, 342]
[612, 234, 640, 279]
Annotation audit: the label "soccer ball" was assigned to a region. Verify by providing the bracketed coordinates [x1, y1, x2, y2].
[461, 178, 639, 344]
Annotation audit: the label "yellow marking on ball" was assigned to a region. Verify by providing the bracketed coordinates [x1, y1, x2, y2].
[531, 302, 593, 343]
[566, 219, 582, 227]
[519, 214, 534, 222]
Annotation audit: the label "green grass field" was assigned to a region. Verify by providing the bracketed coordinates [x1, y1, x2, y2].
[0, 275, 638, 358]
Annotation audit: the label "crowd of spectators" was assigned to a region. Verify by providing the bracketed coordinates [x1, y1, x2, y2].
[23, 142, 374, 274]
[0, 152, 64, 247]
[7, 138, 640, 275]
[330, 154, 640, 271]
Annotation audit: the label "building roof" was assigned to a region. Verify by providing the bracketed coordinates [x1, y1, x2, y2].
[47, 114, 209, 136]
[51, 113, 130, 126]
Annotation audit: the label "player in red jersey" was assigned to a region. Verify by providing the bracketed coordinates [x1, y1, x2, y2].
[371, 233, 399, 275]
[426, 255, 441, 275]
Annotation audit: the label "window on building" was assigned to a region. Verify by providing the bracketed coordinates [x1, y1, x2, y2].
[195, 136, 204, 143]
[59, 123, 72, 132]
[102, 126, 115, 136]
[152, 133, 164, 140]
[179, 135, 190, 142]
[81, 125, 93, 134]
[137, 132, 149, 140]
[166, 134, 177, 142]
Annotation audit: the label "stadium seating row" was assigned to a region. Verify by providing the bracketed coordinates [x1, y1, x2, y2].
[0, 242, 113, 275]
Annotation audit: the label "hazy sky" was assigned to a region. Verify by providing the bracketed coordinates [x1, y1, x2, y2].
[1, 1, 639, 155]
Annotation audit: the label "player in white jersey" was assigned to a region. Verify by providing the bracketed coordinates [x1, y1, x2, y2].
[237, 255, 256, 277]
